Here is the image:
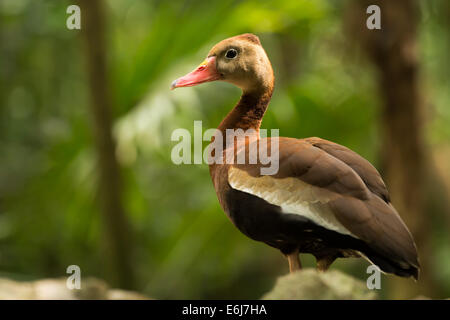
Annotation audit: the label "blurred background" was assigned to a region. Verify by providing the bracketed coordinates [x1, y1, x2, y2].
[0, 0, 449, 299]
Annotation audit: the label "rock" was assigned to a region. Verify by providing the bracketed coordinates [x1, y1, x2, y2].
[0, 277, 149, 300]
[262, 268, 378, 300]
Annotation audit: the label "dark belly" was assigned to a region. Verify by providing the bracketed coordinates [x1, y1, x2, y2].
[223, 186, 364, 256]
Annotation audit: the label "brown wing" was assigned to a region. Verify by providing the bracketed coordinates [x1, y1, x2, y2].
[230, 137, 419, 269]
[304, 137, 390, 202]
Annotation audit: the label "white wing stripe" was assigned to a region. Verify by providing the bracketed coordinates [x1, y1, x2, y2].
[228, 167, 357, 237]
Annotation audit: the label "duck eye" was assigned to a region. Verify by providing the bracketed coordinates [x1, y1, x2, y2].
[225, 49, 238, 59]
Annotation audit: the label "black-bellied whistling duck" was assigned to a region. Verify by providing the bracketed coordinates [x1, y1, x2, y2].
[171, 34, 420, 279]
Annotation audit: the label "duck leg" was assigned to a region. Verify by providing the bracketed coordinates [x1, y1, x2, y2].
[316, 255, 336, 272]
[287, 249, 302, 273]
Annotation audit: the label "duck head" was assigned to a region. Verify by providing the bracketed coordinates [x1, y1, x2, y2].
[171, 33, 274, 94]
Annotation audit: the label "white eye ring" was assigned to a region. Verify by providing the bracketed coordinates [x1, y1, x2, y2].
[225, 49, 238, 59]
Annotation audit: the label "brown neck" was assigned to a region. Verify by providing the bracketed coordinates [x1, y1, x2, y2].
[209, 87, 273, 179]
[217, 87, 273, 134]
